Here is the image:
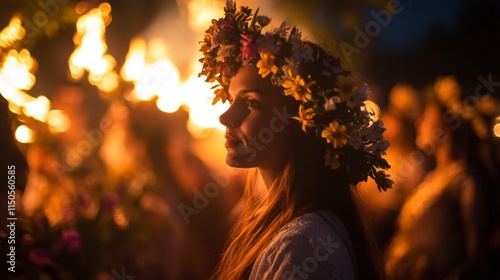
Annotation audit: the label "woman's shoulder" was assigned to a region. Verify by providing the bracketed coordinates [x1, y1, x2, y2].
[249, 210, 357, 280]
[278, 211, 348, 240]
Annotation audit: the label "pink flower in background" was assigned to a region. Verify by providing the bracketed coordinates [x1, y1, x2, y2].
[53, 229, 82, 253]
[30, 249, 52, 266]
[61, 230, 81, 252]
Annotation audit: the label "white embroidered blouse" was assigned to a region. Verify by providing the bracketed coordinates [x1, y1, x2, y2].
[249, 210, 358, 279]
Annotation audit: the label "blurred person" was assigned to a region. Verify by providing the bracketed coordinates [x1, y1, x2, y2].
[384, 76, 499, 279]
[357, 83, 429, 250]
[198, 1, 394, 279]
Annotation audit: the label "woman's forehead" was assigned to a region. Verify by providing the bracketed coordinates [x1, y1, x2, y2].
[229, 66, 278, 97]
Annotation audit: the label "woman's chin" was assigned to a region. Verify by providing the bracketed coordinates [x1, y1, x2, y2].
[225, 153, 255, 169]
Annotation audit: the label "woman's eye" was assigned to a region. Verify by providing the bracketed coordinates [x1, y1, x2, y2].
[246, 99, 261, 108]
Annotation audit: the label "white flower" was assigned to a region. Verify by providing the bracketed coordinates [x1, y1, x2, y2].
[292, 43, 314, 62]
[275, 21, 292, 38]
[258, 33, 281, 54]
[323, 96, 341, 111]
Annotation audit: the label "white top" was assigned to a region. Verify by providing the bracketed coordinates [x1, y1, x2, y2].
[249, 210, 358, 280]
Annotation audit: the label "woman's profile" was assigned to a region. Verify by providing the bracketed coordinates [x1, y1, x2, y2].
[198, 1, 393, 279]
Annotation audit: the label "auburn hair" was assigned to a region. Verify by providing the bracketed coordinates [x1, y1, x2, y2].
[211, 119, 385, 279]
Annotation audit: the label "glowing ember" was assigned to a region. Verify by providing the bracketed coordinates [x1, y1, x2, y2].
[47, 109, 71, 133]
[15, 125, 35, 143]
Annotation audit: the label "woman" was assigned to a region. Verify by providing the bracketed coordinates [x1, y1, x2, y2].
[198, 1, 393, 279]
[384, 76, 499, 279]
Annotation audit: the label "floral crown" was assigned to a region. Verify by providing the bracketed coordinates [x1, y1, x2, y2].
[432, 75, 489, 140]
[199, 0, 392, 191]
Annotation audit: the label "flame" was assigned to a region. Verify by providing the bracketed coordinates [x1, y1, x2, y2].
[178, 71, 228, 133]
[119, 0, 229, 134]
[0, 48, 53, 124]
[121, 35, 227, 133]
[121, 37, 147, 82]
[0, 49, 37, 104]
[23, 95, 51, 122]
[185, 0, 223, 31]
[0, 15, 25, 49]
[121, 37, 180, 102]
[69, 2, 118, 93]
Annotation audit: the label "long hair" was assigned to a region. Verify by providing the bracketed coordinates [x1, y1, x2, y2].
[434, 99, 499, 266]
[211, 116, 385, 279]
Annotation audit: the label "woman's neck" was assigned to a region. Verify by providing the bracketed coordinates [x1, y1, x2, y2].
[257, 167, 279, 190]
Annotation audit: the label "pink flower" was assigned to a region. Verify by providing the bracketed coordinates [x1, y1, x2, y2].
[240, 34, 258, 60]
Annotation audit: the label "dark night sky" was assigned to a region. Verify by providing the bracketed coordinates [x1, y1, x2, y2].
[276, 0, 500, 105]
[371, 0, 470, 52]
[1, 0, 499, 107]
[368, 0, 500, 102]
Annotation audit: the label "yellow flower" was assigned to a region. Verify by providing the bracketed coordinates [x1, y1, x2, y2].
[257, 51, 278, 78]
[334, 75, 362, 102]
[292, 105, 316, 132]
[282, 69, 315, 102]
[324, 149, 341, 170]
[321, 120, 349, 148]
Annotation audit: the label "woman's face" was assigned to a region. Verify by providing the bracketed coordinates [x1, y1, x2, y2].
[219, 65, 296, 171]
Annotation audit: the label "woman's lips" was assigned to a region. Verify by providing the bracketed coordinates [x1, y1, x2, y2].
[224, 134, 242, 148]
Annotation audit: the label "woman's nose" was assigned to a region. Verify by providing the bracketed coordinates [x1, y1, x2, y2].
[219, 111, 234, 128]
[219, 105, 239, 128]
